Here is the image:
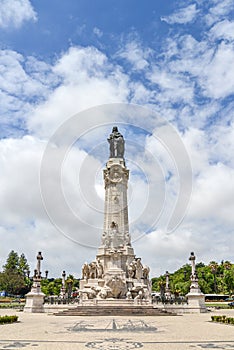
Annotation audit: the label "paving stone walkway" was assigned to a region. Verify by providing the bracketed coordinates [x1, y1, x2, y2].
[0, 309, 234, 349]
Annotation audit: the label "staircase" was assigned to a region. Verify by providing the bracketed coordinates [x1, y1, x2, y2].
[54, 305, 176, 316]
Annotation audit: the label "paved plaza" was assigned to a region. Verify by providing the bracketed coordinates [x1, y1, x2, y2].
[0, 309, 234, 349]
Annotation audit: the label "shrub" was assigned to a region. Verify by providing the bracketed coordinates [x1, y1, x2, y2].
[211, 315, 234, 325]
[0, 315, 18, 324]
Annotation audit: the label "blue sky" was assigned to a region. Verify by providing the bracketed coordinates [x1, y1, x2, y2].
[0, 0, 234, 277]
[1, 1, 170, 56]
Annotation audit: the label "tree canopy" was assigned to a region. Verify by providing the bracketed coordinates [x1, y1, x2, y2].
[0, 250, 31, 295]
[152, 260, 234, 296]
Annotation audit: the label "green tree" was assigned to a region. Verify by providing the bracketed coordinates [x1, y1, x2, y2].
[0, 251, 31, 295]
[41, 278, 62, 296]
[208, 261, 219, 293]
[0, 271, 25, 295]
[224, 261, 232, 271]
[151, 261, 234, 296]
[3, 251, 19, 272]
[18, 254, 30, 277]
[223, 266, 234, 295]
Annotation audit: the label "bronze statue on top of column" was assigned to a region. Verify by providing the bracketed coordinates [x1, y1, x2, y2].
[108, 126, 125, 158]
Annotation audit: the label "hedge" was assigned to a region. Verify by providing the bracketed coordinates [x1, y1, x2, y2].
[211, 315, 234, 325]
[0, 303, 25, 309]
[0, 315, 18, 324]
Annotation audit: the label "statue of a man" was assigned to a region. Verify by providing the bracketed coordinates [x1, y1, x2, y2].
[135, 258, 143, 280]
[108, 126, 125, 158]
[96, 259, 104, 278]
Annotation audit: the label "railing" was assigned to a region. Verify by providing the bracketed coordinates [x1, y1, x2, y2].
[152, 296, 188, 305]
[44, 296, 79, 305]
[44, 295, 188, 306]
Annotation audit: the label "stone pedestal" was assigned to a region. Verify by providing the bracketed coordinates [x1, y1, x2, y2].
[186, 292, 206, 312]
[186, 275, 206, 312]
[24, 280, 45, 313]
[24, 291, 45, 313]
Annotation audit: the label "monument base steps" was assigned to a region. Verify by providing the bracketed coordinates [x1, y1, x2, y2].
[54, 305, 176, 316]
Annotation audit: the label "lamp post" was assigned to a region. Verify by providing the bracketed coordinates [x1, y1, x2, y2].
[165, 271, 171, 297]
[60, 271, 66, 299]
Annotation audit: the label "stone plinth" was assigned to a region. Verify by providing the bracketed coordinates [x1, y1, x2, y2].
[186, 292, 206, 308]
[24, 291, 45, 313]
[186, 292, 206, 313]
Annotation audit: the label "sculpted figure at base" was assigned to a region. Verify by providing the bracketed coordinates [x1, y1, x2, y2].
[134, 290, 144, 305]
[142, 265, 150, 280]
[97, 286, 112, 299]
[96, 259, 104, 278]
[127, 261, 135, 279]
[82, 262, 90, 279]
[89, 261, 97, 279]
[124, 232, 131, 246]
[135, 258, 143, 280]
[80, 286, 98, 300]
[106, 276, 126, 298]
[126, 289, 132, 300]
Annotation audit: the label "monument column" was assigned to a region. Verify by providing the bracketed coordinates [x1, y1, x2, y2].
[103, 126, 130, 245]
[24, 252, 45, 313]
[36, 251, 43, 278]
[186, 252, 206, 312]
[80, 127, 151, 301]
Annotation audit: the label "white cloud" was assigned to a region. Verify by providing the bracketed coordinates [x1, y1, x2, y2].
[181, 124, 234, 229]
[134, 123, 234, 275]
[0, 50, 55, 98]
[148, 66, 194, 103]
[0, 136, 46, 226]
[0, 0, 37, 29]
[190, 163, 234, 223]
[0, 222, 96, 278]
[200, 42, 234, 98]
[129, 82, 154, 104]
[117, 41, 151, 70]
[0, 135, 103, 275]
[93, 27, 103, 38]
[0, 50, 59, 135]
[28, 46, 130, 138]
[161, 4, 199, 25]
[205, 0, 234, 26]
[209, 122, 234, 167]
[210, 20, 234, 41]
[134, 229, 195, 276]
[156, 35, 234, 100]
[53, 46, 107, 83]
